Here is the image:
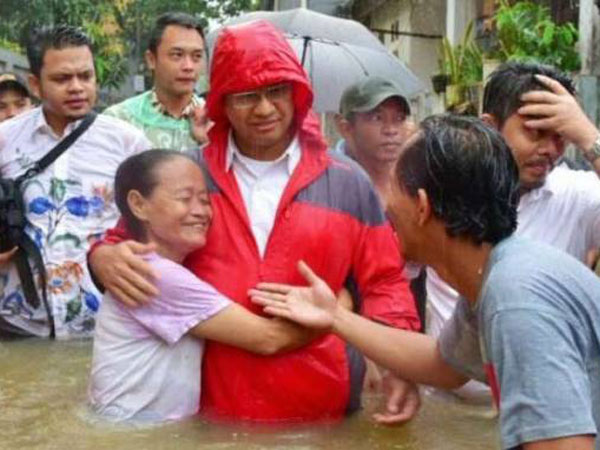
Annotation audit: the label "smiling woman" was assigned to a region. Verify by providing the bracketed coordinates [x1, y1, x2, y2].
[88, 150, 319, 423]
[113, 150, 212, 263]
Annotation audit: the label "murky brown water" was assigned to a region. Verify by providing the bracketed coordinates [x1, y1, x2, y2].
[0, 339, 499, 449]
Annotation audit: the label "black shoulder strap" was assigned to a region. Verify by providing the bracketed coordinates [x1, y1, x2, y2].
[16, 112, 97, 184]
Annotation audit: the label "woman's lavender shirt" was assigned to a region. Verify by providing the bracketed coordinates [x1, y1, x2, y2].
[88, 252, 230, 423]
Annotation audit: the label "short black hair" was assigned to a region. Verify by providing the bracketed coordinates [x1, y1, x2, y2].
[396, 115, 520, 245]
[483, 61, 576, 128]
[26, 25, 93, 78]
[115, 150, 193, 241]
[148, 12, 205, 54]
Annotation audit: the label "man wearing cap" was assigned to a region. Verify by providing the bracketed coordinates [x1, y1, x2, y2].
[0, 73, 33, 122]
[334, 77, 425, 348]
[335, 76, 415, 209]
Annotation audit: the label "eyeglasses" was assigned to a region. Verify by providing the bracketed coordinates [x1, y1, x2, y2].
[226, 83, 292, 109]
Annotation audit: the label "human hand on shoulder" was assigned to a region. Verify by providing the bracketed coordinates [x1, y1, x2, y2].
[89, 240, 159, 308]
[519, 74, 599, 152]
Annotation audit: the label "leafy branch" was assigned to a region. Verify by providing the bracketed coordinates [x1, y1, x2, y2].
[493, 0, 580, 72]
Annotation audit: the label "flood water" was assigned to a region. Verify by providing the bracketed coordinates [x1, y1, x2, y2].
[0, 339, 499, 449]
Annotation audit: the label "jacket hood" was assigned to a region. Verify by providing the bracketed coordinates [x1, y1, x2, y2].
[205, 20, 326, 158]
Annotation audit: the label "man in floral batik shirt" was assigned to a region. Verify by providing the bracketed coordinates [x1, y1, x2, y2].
[103, 12, 209, 151]
[0, 26, 149, 339]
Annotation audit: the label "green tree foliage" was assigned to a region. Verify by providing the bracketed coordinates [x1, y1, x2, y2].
[493, 0, 580, 72]
[439, 21, 483, 86]
[111, 0, 260, 63]
[0, 0, 259, 89]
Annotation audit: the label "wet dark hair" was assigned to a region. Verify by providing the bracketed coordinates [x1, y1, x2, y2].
[114, 150, 195, 241]
[26, 25, 93, 77]
[395, 115, 520, 245]
[148, 12, 204, 54]
[483, 61, 576, 128]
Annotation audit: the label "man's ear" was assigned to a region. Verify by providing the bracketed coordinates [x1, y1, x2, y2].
[28, 74, 41, 99]
[335, 114, 352, 140]
[416, 188, 432, 226]
[481, 113, 499, 130]
[145, 50, 156, 72]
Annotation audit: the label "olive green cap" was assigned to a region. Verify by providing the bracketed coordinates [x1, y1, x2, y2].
[339, 76, 410, 118]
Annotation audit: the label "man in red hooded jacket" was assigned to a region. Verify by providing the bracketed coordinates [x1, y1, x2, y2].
[89, 20, 420, 423]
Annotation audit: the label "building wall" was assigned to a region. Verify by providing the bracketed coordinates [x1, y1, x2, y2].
[446, 0, 479, 44]
[352, 0, 446, 118]
[407, 0, 446, 90]
[0, 48, 29, 79]
[273, 0, 351, 14]
[354, 0, 445, 88]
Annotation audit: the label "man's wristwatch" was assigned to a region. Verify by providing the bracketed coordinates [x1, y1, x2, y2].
[584, 135, 600, 164]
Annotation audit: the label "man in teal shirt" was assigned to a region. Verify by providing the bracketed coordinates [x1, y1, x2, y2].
[104, 12, 209, 150]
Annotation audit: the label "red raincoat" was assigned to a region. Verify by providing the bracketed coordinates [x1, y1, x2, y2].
[200, 20, 419, 423]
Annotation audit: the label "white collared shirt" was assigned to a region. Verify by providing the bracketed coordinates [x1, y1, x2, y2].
[226, 132, 301, 257]
[516, 164, 600, 261]
[0, 107, 150, 338]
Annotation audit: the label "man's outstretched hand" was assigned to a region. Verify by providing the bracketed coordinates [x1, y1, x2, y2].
[249, 260, 337, 330]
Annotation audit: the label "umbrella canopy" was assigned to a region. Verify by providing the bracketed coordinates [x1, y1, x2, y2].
[222, 7, 385, 50]
[206, 8, 425, 113]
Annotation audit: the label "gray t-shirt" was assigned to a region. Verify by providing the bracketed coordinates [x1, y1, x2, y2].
[439, 236, 600, 449]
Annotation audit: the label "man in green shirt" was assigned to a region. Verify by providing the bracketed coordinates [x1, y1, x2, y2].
[104, 12, 209, 150]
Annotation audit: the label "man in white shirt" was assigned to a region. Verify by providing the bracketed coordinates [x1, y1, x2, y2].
[0, 25, 149, 338]
[426, 61, 600, 401]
